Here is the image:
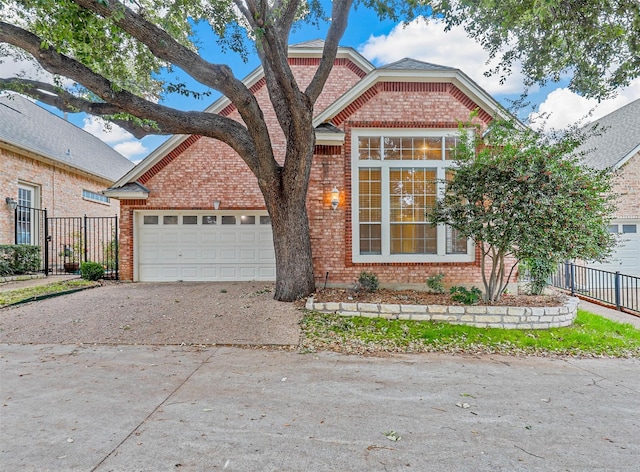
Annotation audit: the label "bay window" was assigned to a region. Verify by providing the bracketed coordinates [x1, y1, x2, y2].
[351, 130, 473, 263]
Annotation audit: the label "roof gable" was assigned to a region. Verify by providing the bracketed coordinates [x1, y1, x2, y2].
[0, 93, 134, 182]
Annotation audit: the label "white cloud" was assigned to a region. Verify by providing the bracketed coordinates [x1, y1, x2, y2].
[530, 78, 640, 129]
[114, 141, 148, 160]
[83, 116, 147, 160]
[82, 116, 135, 144]
[358, 18, 527, 95]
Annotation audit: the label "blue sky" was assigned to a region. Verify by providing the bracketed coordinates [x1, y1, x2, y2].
[3, 4, 639, 163]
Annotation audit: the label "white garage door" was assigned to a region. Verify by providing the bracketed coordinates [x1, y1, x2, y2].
[588, 220, 640, 277]
[136, 211, 276, 282]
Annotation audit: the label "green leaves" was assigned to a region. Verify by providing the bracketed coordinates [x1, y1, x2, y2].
[444, 0, 640, 99]
[429, 116, 616, 301]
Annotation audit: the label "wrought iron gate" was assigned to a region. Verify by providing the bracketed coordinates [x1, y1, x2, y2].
[12, 206, 119, 279]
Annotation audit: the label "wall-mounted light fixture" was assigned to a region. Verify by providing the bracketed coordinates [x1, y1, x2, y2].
[213, 200, 221, 210]
[5, 197, 17, 211]
[330, 187, 340, 211]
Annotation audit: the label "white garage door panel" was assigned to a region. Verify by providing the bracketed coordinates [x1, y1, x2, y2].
[588, 220, 640, 277]
[137, 211, 276, 282]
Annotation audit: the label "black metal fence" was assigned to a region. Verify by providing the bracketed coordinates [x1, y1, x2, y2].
[550, 262, 639, 313]
[12, 206, 119, 279]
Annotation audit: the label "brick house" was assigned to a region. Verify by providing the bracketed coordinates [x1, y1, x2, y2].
[581, 99, 640, 277]
[1, 93, 134, 252]
[106, 41, 512, 288]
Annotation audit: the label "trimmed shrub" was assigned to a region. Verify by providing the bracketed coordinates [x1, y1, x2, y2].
[357, 271, 379, 293]
[0, 245, 41, 276]
[80, 261, 105, 281]
[426, 273, 445, 294]
[450, 286, 482, 305]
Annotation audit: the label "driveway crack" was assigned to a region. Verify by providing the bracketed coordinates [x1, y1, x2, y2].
[90, 347, 220, 471]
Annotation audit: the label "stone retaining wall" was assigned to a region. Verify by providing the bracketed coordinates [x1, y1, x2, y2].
[305, 297, 580, 329]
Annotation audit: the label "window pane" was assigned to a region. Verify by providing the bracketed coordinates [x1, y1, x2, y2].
[359, 168, 381, 223]
[221, 216, 236, 225]
[445, 137, 458, 160]
[358, 136, 381, 160]
[622, 224, 637, 234]
[183, 216, 198, 225]
[422, 137, 443, 160]
[390, 223, 436, 254]
[241, 215, 256, 225]
[163, 215, 178, 225]
[446, 226, 468, 254]
[260, 215, 271, 225]
[384, 137, 401, 160]
[143, 215, 158, 225]
[202, 216, 217, 225]
[389, 168, 436, 223]
[360, 224, 382, 255]
[607, 225, 618, 233]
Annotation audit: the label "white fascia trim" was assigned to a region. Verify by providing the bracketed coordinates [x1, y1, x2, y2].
[613, 146, 640, 170]
[315, 131, 345, 146]
[112, 65, 266, 189]
[313, 68, 514, 128]
[102, 189, 148, 200]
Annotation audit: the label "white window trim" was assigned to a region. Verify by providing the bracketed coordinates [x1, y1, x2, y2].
[351, 129, 475, 263]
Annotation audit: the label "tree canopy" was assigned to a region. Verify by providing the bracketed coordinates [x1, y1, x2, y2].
[441, 0, 640, 100]
[428, 117, 617, 302]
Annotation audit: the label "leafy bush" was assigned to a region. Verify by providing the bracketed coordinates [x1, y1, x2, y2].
[426, 273, 445, 293]
[0, 245, 41, 276]
[80, 261, 105, 281]
[521, 257, 557, 295]
[357, 271, 379, 293]
[450, 286, 482, 305]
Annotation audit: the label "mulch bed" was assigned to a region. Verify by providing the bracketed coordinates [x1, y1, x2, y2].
[310, 288, 564, 307]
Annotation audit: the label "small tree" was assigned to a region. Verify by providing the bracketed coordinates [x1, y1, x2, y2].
[428, 117, 617, 302]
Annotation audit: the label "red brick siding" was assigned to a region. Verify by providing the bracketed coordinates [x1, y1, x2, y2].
[1, 146, 120, 244]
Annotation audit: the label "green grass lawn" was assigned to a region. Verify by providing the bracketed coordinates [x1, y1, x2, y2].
[0, 279, 98, 307]
[300, 309, 640, 357]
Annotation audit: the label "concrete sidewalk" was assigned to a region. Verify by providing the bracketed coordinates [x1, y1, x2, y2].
[1, 344, 639, 471]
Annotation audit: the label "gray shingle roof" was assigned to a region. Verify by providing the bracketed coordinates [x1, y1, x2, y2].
[289, 39, 326, 48]
[0, 93, 135, 182]
[580, 99, 640, 170]
[380, 58, 457, 71]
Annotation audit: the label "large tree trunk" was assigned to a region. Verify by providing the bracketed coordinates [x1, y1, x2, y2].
[268, 197, 316, 301]
[259, 122, 317, 302]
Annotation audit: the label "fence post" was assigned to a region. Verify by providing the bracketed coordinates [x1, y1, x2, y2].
[114, 215, 119, 280]
[614, 271, 621, 311]
[569, 263, 576, 296]
[43, 208, 49, 276]
[83, 215, 88, 264]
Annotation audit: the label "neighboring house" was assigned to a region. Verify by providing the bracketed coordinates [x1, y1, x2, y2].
[580, 99, 640, 277]
[1, 93, 135, 257]
[106, 40, 511, 287]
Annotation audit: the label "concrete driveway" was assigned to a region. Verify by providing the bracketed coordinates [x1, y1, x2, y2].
[0, 282, 302, 346]
[1, 344, 639, 471]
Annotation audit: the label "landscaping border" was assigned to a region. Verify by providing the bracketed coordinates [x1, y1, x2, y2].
[305, 296, 580, 329]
